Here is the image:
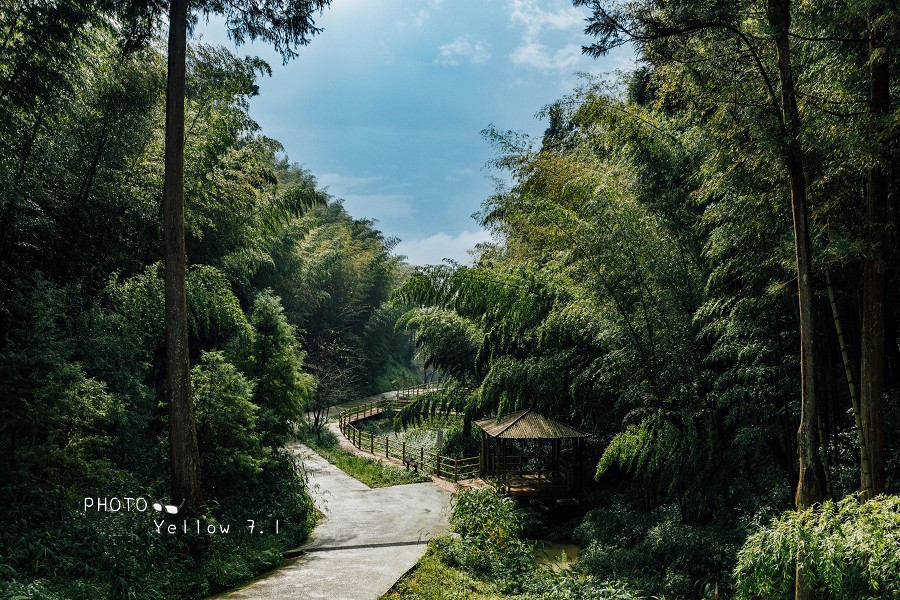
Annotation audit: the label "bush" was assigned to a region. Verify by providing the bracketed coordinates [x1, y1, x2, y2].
[574, 500, 738, 598]
[442, 487, 536, 593]
[531, 574, 645, 600]
[193, 351, 265, 497]
[385, 487, 648, 599]
[441, 421, 479, 458]
[450, 487, 529, 553]
[734, 494, 900, 599]
[0, 452, 315, 600]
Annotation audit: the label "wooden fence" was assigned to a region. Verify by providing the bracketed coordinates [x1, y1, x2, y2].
[338, 399, 479, 482]
[394, 382, 442, 402]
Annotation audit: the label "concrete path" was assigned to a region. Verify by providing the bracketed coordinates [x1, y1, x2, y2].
[212, 442, 451, 600]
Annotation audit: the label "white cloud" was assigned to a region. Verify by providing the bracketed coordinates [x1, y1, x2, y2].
[506, 0, 591, 75]
[508, 0, 585, 35]
[508, 41, 582, 73]
[435, 36, 492, 67]
[397, 229, 493, 266]
[399, 0, 444, 29]
[413, 0, 443, 29]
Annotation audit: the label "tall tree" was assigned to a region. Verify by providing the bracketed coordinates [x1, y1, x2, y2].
[859, 0, 890, 499]
[764, 0, 824, 513]
[158, 0, 331, 512]
[163, 0, 201, 512]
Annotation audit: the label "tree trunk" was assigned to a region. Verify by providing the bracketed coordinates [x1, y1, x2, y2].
[767, 0, 825, 597]
[859, 8, 889, 500]
[767, 0, 825, 511]
[164, 0, 203, 514]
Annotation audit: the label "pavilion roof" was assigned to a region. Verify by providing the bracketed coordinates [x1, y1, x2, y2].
[475, 409, 587, 440]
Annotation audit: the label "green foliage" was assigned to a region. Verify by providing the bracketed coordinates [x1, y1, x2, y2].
[107, 263, 255, 361]
[371, 359, 419, 394]
[0, 458, 315, 599]
[439, 488, 537, 595]
[531, 575, 645, 600]
[187, 265, 255, 361]
[297, 426, 429, 488]
[357, 414, 449, 451]
[388, 37, 900, 592]
[388, 537, 647, 600]
[4, 0, 898, 594]
[0, 8, 385, 597]
[574, 501, 740, 598]
[735, 494, 900, 599]
[596, 413, 714, 503]
[440, 420, 480, 459]
[450, 487, 529, 554]
[0, 276, 123, 487]
[396, 388, 474, 431]
[390, 488, 647, 599]
[255, 200, 414, 402]
[246, 290, 315, 448]
[193, 351, 264, 495]
[364, 302, 418, 393]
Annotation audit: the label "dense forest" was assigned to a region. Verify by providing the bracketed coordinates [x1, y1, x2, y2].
[391, 0, 900, 597]
[0, 3, 416, 597]
[2, 0, 900, 599]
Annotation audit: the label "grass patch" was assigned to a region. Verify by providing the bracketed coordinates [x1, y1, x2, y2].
[297, 426, 429, 488]
[380, 545, 505, 600]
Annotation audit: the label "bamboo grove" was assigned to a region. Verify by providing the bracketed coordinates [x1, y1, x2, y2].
[392, 1, 900, 595]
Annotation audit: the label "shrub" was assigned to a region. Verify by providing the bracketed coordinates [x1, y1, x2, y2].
[192, 351, 264, 497]
[734, 494, 900, 599]
[441, 421, 479, 458]
[449, 487, 528, 553]
[245, 290, 315, 448]
[574, 501, 738, 598]
[443, 487, 537, 593]
[406, 487, 649, 599]
[532, 574, 645, 600]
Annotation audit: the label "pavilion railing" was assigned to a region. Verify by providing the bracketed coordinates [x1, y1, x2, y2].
[490, 455, 575, 496]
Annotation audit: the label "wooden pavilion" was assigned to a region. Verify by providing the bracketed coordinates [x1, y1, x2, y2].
[475, 409, 588, 499]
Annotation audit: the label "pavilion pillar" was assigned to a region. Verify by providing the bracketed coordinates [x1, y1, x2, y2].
[552, 438, 560, 475]
[574, 438, 583, 494]
[500, 438, 506, 488]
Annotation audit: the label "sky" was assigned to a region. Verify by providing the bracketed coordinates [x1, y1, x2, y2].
[197, 0, 633, 265]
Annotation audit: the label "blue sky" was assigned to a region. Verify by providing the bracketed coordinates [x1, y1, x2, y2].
[198, 1, 632, 265]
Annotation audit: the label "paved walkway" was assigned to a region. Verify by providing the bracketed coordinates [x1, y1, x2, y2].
[212, 442, 451, 600]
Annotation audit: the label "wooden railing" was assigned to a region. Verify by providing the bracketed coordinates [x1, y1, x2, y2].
[338, 398, 479, 482]
[394, 382, 441, 402]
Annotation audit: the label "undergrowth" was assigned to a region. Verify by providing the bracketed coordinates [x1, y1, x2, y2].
[735, 494, 900, 599]
[0, 452, 315, 599]
[382, 487, 645, 600]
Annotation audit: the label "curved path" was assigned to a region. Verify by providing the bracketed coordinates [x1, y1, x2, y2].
[212, 442, 451, 600]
